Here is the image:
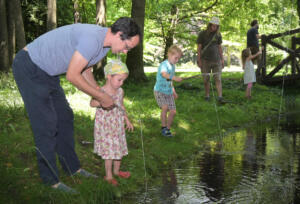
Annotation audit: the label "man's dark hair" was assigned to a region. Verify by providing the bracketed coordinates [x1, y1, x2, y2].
[250, 19, 258, 27]
[111, 17, 141, 41]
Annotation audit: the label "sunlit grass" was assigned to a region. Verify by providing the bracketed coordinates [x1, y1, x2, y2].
[1, 70, 298, 203]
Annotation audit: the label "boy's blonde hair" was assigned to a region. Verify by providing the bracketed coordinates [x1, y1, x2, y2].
[168, 45, 182, 57]
[241, 48, 251, 68]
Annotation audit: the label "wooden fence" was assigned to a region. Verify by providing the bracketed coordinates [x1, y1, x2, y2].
[257, 28, 300, 85]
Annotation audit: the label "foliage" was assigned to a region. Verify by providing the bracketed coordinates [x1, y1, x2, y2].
[18, 0, 299, 70]
[57, 0, 74, 26]
[21, 0, 48, 42]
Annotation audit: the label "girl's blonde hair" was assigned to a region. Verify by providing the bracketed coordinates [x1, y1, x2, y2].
[241, 48, 251, 68]
[168, 45, 182, 57]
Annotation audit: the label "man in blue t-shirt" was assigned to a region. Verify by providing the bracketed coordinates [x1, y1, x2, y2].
[247, 19, 261, 64]
[12, 17, 141, 193]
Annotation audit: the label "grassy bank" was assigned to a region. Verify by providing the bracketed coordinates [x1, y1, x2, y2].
[0, 71, 285, 203]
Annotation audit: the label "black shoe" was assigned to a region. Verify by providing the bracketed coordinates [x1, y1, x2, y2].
[218, 97, 226, 104]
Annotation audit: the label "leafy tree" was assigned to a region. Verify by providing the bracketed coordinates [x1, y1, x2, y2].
[145, 0, 219, 62]
[21, 0, 47, 42]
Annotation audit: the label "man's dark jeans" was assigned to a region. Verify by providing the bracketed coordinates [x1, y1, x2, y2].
[12, 50, 80, 185]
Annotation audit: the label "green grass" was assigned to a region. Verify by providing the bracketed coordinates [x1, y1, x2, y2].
[0, 70, 293, 203]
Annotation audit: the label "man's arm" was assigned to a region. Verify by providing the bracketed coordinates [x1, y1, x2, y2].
[197, 44, 202, 68]
[82, 67, 99, 88]
[66, 51, 114, 108]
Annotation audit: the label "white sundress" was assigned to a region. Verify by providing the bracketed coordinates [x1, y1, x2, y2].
[93, 88, 128, 160]
[243, 60, 256, 84]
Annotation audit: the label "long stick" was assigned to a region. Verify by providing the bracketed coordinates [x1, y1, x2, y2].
[181, 72, 221, 80]
[181, 74, 203, 80]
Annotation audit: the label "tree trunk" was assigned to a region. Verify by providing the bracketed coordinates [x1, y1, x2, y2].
[0, 0, 9, 71]
[74, 0, 80, 23]
[93, 0, 106, 80]
[7, 0, 16, 65]
[163, 4, 178, 60]
[47, 0, 57, 31]
[126, 0, 147, 82]
[14, 0, 26, 50]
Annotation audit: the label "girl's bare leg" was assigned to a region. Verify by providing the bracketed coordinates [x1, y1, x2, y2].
[113, 160, 121, 175]
[105, 159, 113, 180]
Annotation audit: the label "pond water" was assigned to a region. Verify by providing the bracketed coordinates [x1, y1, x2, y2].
[125, 103, 300, 203]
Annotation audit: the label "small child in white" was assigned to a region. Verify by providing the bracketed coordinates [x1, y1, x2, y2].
[90, 60, 134, 186]
[241, 47, 262, 99]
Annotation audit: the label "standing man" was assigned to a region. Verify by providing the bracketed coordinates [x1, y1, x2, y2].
[12, 17, 141, 193]
[247, 19, 261, 65]
[197, 17, 224, 103]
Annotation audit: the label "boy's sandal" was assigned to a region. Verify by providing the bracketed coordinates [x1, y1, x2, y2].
[104, 176, 118, 186]
[118, 171, 131, 179]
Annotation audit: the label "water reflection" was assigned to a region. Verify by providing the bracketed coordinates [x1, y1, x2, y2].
[130, 114, 300, 204]
[199, 142, 224, 202]
[160, 170, 179, 203]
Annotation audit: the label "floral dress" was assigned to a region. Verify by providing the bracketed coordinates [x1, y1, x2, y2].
[93, 88, 128, 160]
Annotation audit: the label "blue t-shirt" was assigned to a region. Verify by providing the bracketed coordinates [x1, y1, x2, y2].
[27, 24, 110, 76]
[154, 60, 175, 95]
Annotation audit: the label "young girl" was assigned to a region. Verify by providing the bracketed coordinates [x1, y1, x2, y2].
[154, 45, 183, 137]
[241, 47, 262, 99]
[90, 60, 134, 186]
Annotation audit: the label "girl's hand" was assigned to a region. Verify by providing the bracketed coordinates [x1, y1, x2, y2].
[90, 98, 101, 107]
[173, 92, 178, 99]
[173, 76, 182, 82]
[125, 120, 134, 132]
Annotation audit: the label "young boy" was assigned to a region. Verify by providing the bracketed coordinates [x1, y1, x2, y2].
[154, 45, 183, 137]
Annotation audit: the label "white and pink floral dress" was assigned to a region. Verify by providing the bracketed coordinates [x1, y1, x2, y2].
[93, 88, 128, 160]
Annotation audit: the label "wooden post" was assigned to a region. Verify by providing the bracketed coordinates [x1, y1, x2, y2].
[261, 35, 267, 78]
[292, 37, 296, 74]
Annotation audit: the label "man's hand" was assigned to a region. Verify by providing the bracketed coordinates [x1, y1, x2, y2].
[221, 58, 225, 69]
[197, 59, 202, 69]
[99, 92, 115, 109]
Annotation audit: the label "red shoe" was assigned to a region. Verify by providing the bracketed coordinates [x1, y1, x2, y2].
[104, 176, 118, 186]
[118, 171, 131, 179]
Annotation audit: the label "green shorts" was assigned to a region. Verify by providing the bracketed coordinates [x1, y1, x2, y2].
[201, 59, 222, 82]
